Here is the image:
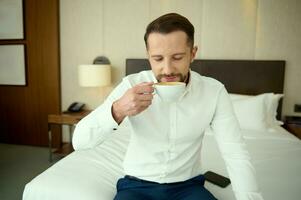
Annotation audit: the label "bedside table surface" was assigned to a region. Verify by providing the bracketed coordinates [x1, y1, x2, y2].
[48, 110, 91, 125]
[47, 110, 92, 162]
[284, 116, 301, 139]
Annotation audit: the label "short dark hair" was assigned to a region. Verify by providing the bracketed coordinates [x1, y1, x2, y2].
[144, 13, 195, 49]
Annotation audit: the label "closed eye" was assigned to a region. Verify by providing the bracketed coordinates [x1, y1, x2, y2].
[153, 57, 163, 62]
[173, 57, 183, 60]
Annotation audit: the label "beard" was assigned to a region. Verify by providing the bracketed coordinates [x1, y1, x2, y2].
[156, 73, 187, 82]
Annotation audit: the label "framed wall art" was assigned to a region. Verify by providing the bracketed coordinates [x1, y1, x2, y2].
[0, 0, 24, 40]
[0, 44, 26, 85]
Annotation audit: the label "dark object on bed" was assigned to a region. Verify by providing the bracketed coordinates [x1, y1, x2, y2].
[204, 171, 231, 188]
[125, 59, 285, 119]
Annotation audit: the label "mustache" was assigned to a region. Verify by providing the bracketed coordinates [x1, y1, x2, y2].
[156, 73, 186, 82]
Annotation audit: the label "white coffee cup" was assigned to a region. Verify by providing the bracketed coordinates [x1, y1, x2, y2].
[154, 82, 186, 102]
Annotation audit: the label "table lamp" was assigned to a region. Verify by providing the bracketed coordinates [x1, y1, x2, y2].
[78, 56, 111, 87]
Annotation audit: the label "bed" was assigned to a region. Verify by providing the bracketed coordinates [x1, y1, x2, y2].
[23, 59, 301, 200]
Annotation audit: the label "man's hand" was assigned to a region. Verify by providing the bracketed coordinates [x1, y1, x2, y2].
[112, 82, 154, 124]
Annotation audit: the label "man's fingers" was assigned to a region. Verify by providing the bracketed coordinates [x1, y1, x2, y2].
[140, 81, 154, 86]
[139, 100, 152, 107]
[137, 93, 154, 101]
[121, 82, 154, 117]
[134, 82, 154, 94]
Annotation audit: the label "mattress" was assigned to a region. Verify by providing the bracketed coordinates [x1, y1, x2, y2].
[23, 122, 301, 200]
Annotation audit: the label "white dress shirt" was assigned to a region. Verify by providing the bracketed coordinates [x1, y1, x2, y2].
[73, 70, 264, 200]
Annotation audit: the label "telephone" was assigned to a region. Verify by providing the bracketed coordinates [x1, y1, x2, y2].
[67, 102, 85, 112]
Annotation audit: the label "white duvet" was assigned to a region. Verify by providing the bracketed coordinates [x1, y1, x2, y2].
[23, 124, 301, 200]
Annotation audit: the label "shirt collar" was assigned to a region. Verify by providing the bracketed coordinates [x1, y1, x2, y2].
[183, 69, 193, 96]
[150, 71, 158, 83]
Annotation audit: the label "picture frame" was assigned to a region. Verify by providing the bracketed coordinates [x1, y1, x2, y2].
[0, 0, 24, 40]
[0, 44, 27, 86]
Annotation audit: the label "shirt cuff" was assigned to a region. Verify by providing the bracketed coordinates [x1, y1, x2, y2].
[95, 101, 119, 133]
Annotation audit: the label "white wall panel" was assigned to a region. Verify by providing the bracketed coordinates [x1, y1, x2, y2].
[255, 0, 301, 116]
[104, 0, 149, 83]
[60, 0, 105, 111]
[201, 0, 257, 59]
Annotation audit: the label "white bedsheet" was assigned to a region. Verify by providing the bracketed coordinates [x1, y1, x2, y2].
[202, 127, 301, 200]
[23, 124, 301, 200]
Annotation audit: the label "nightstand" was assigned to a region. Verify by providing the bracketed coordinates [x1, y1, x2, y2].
[284, 116, 301, 140]
[48, 110, 91, 162]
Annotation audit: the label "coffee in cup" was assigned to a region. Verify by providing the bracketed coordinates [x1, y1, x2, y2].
[154, 82, 186, 102]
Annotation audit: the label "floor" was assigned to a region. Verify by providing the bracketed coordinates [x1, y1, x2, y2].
[0, 143, 58, 200]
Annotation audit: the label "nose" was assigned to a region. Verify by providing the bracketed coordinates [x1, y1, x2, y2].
[162, 59, 173, 75]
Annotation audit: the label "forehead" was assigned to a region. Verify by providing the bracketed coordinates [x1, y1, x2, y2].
[147, 31, 190, 54]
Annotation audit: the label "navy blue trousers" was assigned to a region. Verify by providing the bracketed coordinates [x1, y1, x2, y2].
[113, 175, 217, 200]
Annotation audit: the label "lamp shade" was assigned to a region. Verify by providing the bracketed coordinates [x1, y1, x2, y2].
[78, 64, 111, 87]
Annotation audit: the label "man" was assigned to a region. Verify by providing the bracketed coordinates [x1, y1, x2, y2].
[73, 13, 264, 200]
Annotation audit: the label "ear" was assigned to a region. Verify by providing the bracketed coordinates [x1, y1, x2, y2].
[191, 46, 198, 63]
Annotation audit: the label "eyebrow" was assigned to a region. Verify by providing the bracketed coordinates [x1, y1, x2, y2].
[151, 52, 186, 58]
[173, 53, 186, 56]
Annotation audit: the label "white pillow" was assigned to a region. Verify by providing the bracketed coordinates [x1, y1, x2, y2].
[229, 93, 284, 131]
[231, 94, 269, 131]
[229, 93, 251, 101]
[265, 93, 284, 126]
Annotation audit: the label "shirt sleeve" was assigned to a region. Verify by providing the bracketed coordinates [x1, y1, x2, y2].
[72, 78, 130, 150]
[210, 86, 264, 200]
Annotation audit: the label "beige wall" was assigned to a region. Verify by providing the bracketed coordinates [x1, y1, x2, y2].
[255, 0, 301, 117]
[60, 0, 301, 116]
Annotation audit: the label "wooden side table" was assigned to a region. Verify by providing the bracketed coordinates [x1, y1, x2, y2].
[48, 110, 91, 162]
[284, 116, 301, 140]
